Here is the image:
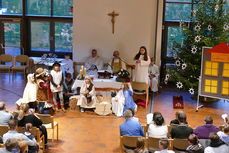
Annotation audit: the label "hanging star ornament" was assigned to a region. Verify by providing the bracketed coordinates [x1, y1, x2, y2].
[176, 82, 183, 89]
[223, 23, 229, 31]
[175, 60, 181, 67]
[182, 63, 187, 70]
[195, 35, 201, 43]
[208, 25, 212, 31]
[189, 88, 195, 95]
[195, 24, 201, 32]
[191, 46, 198, 54]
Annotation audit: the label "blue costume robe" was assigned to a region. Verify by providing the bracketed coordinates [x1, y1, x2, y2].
[123, 90, 136, 114]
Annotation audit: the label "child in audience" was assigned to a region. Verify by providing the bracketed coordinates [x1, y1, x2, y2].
[155, 138, 175, 153]
[23, 123, 39, 153]
[50, 62, 65, 112]
[217, 125, 229, 145]
[186, 134, 204, 153]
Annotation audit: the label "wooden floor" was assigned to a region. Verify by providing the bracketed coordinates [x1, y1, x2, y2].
[0, 72, 228, 153]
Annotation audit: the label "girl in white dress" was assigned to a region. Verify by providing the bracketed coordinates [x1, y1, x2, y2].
[133, 46, 151, 83]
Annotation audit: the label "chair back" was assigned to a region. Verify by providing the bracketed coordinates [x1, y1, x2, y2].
[15, 55, 29, 66]
[17, 126, 40, 138]
[131, 82, 148, 92]
[121, 135, 143, 148]
[173, 138, 189, 150]
[142, 124, 149, 136]
[0, 125, 9, 136]
[36, 114, 53, 126]
[0, 54, 13, 65]
[148, 137, 173, 151]
[168, 124, 178, 138]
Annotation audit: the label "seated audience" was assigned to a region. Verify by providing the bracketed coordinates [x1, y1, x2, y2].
[204, 133, 229, 153]
[148, 112, 168, 138]
[17, 104, 47, 147]
[217, 125, 229, 145]
[171, 113, 193, 139]
[170, 110, 188, 125]
[120, 110, 144, 136]
[186, 134, 204, 153]
[194, 116, 219, 139]
[0, 102, 13, 125]
[0, 138, 19, 153]
[3, 120, 36, 147]
[17, 139, 28, 153]
[148, 57, 159, 92]
[78, 76, 97, 112]
[128, 108, 139, 122]
[61, 53, 74, 77]
[155, 138, 175, 153]
[63, 73, 77, 104]
[23, 123, 39, 153]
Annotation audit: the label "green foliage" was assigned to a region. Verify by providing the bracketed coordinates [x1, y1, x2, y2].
[168, 0, 229, 94]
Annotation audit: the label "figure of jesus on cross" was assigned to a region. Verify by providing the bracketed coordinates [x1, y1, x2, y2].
[108, 11, 119, 34]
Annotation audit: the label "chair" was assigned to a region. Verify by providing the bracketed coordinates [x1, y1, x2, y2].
[131, 81, 149, 111]
[147, 137, 173, 152]
[0, 54, 13, 77]
[173, 138, 189, 151]
[142, 124, 149, 137]
[0, 125, 9, 137]
[120, 135, 143, 153]
[36, 114, 58, 143]
[167, 124, 178, 138]
[0, 144, 4, 148]
[17, 126, 45, 152]
[11, 55, 29, 79]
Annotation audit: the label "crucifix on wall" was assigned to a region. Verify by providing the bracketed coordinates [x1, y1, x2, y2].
[107, 10, 119, 34]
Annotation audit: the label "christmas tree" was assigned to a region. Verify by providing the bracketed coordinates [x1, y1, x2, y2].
[166, 0, 229, 95]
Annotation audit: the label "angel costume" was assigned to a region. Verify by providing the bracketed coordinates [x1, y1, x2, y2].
[16, 74, 37, 107]
[112, 89, 137, 117]
[133, 55, 150, 83]
[78, 77, 97, 109]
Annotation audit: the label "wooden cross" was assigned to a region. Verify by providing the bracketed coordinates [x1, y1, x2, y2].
[108, 11, 119, 34]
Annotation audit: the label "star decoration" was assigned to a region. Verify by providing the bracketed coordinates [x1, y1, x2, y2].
[189, 88, 195, 95]
[195, 24, 201, 32]
[182, 63, 187, 70]
[195, 35, 201, 43]
[176, 60, 181, 67]
[176, 82, 183, 89]
[208, 25, 212, 31]
[223, 23, 229, 31]
[191, 46, 198, 54]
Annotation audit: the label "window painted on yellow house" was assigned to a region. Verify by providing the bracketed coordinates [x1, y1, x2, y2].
[205, 79, 218, 94]
[222, 63, 229, 78]
[222, 81, 229, 95]
[205, 61, 219, 76]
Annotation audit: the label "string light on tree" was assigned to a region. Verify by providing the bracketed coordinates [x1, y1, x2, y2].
[224, 23, 229, 31]
[195, 24, 201, 32]
[175, 60, 181, 67]
[182, 63, 187, 70]
[208, 25, 212, 31]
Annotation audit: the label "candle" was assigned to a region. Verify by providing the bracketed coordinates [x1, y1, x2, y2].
[80, 69, 83, 79]
[84, 68, 86, 77]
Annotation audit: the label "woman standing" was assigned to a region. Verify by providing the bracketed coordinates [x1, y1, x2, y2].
[133, 46, 151, 83]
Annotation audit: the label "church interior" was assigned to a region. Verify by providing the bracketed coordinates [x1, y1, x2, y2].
[0, 0, 229, 153]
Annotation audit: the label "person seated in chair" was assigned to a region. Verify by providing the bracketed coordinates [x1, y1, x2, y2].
[170, 113, 193, 139]
[0, 102, 13, 125]
[217, 125, 229, 145]
[194, 116, 219, 139]
[186, 134, 204, 153]
[155, 138, 175, 153]
[120, 110, 144, 137]
[170, 110, 188, 125]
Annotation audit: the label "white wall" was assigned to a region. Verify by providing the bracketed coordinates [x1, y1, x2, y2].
[73, 0, 160, 65]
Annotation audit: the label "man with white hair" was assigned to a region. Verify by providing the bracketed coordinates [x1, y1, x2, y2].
[120, 110, 144, 136]
[0, 102, 13, 125]
[85, 49, 104, 74]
